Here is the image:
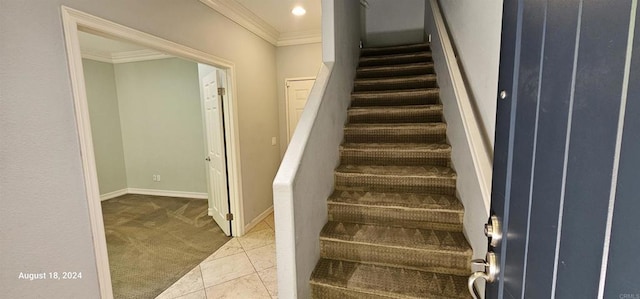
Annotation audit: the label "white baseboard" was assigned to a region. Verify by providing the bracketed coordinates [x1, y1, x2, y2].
[100, 188, 128, 201]
[244, 206, 274, 233]
[101, 188, 208, 200]
[127, 188, 208, 199]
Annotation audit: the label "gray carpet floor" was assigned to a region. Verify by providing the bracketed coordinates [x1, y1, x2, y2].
[102, 194, 230, 299]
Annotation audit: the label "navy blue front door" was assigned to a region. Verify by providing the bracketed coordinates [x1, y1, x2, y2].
[487, 0, 640, 298]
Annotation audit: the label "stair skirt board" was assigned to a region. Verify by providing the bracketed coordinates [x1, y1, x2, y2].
[310, 42, 473, 298]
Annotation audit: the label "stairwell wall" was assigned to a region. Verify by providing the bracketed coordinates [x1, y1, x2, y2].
[272, 0, 361, 297]
[424, 0, 492, 261]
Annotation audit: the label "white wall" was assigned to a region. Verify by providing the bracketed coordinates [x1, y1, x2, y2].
[272, 0, 361, 297]
[424, 0, 493, 262]
[0, 0, 279, 297]
[275, 42, 323, 157]
[83, 59, 129, 194]
[365, 0, 425, 46]
[437, 0, 504, 146]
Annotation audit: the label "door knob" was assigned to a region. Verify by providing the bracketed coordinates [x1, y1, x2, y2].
[468, 251, 499, 299]
[485, 215, 502, 248]
[205, 157, 211, 161]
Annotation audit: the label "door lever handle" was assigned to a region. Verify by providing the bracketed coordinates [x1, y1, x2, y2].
[468, 252, 498, 299]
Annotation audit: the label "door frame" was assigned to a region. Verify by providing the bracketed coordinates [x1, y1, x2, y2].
[284, 77, 316, 143]
[61, 6, 245, 298]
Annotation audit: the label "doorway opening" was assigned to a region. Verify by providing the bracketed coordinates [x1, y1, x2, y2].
[61, 6, 244, 298]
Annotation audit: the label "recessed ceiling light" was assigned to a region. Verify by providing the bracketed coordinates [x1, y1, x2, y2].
[292, 6, 306, 16]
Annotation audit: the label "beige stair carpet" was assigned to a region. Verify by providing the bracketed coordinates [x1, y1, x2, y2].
[310, 42, 472, 298]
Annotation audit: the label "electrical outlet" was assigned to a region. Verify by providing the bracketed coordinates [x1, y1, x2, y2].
[271, 137, 277, 146]
[152, 175, 157, 181]
[156, 175, 161, 182]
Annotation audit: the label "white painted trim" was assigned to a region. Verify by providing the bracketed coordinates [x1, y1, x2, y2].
[100, 188, 128, 201]
[101, 188, 208, 201]
[126, 188, 208, 199]
[244, 205, 274, 232]
[284, 77, 317, 144]
[199, 0, 321, 47]
[430, 0, 492, 211]
[61, 6, 246, 298]
[277, 31, 322, 47]
[199, 0, 279, 45]
[81, 48, 172, 64]
[60, 7, 113, 298]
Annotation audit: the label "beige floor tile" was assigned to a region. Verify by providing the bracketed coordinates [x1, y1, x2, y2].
[172, 289, 207, 299]
[247, 221, 271, 233]
[200, 252, 255, 287]
[237, 228, 275, 251]
[205, 273, 271, 299]
[257, 267, 278, 297]
[204, 238, 244, 262]
[264, 213, 275, 230]
[246, 244, 277, 271]
[156, 266, 204, 299]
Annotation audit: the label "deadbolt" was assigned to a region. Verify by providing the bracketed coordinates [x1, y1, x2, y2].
[499, 90, 508, 100]
[485, 215, 502, 248]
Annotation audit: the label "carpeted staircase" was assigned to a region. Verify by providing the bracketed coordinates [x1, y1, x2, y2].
[310, 43, 472, 298]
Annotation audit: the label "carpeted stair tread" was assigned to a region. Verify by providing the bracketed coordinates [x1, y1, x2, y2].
[335, 164, 456, 179]
[328, 190, 462, 211]
[354, 74, 437, 92]
[356, 62, 435, 78]
[319, 222, 471, 275]
[320, 221, 471, 253]
[340, 143, 450, 166]
[360, 42, 431, 57]
[347, 105, 443, 123]
[327, 190, 464, 231]
[359, 52, 433, 67]
[351, 88, 440, 107]
[344, 123, 447, 143]
[310, 259, 471, 299]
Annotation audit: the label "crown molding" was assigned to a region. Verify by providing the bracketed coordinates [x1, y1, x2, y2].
[277, 30, 322, 47]
[200, 0, 280, 45]
[80, 48, 172, 64]
[200, 0, 321, 47]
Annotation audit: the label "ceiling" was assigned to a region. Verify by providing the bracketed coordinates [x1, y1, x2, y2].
[79, 0, 322, 62]
[200, 0, 322, 46]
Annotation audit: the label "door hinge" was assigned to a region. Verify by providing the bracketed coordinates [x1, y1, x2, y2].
[218, 87, 226, 96]
[225, 213, 234, 221]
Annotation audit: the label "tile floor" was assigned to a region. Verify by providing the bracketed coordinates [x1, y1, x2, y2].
[156, 213, 277, 299]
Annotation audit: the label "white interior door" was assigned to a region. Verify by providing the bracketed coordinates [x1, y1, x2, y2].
[286, 79, 315, 142]
[202, 71, 230, 236]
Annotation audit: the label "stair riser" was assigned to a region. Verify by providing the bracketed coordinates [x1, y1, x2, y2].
[340, 150, 450, 166]
[353, 78, 437, 92]
[351, 92, 440, 107]
[348, 109, 442, 123]
[327, 204, 463, 231]
[344, 130, 446, 144]
[356, 65, 435, 78]
[335, 174, 456, 195]
[311, 284, 393, 299]
[360, 44, 430, 56]
[320, 240, 470, 275]
[359, 55, 432, 67]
